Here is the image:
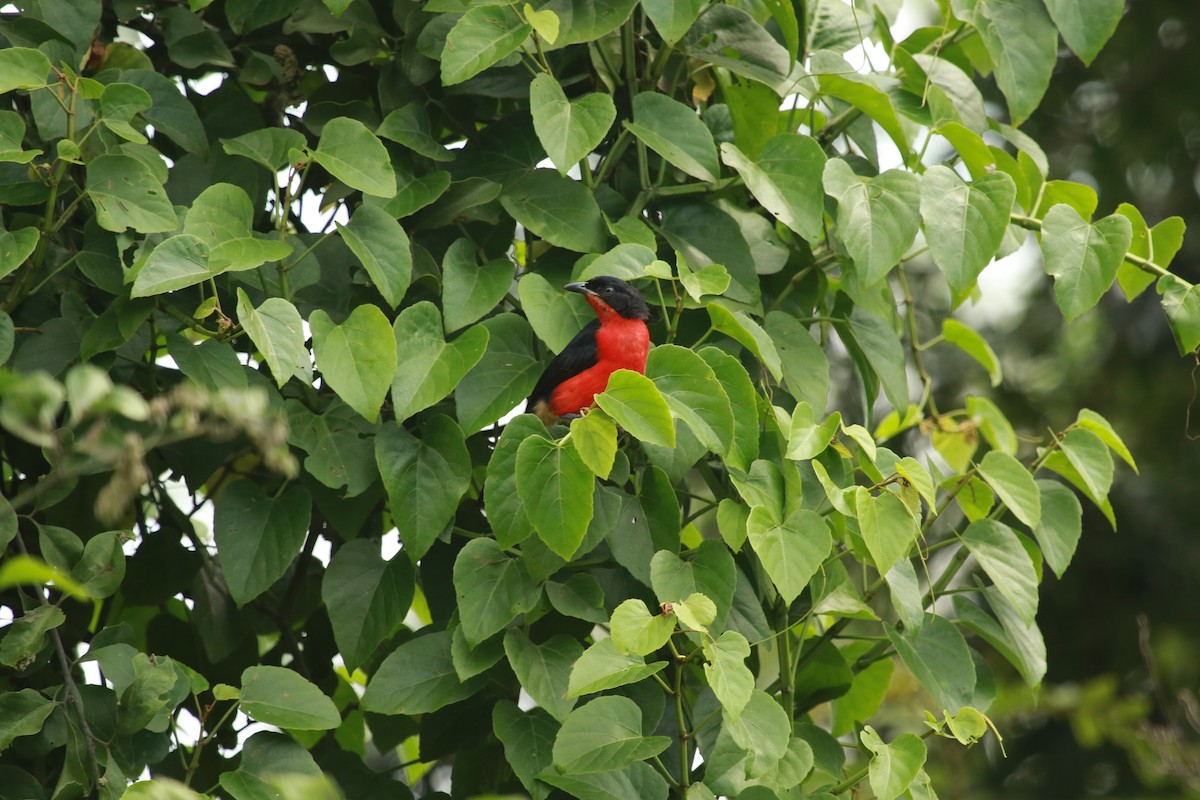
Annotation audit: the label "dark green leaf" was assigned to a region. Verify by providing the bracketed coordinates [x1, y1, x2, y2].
[441, 238, 513, 332]
[886, 615, 976, 713]
[500, 170, 607, 253]
[454, 539, 540, 646]
[221, 128, 308, 173]
[375, 415, 471, 559]
[214, 481, 311, 607]
[485, 414, 543, 548]
[322, 540, 413, 670]
[1044, 0, 1124, 65]
[505, 630, 581, 722]
[646, 344, 734, 456]
[642, 0, 705, 44]
[551, 695, 671, 774]
[494, 702, 558, 800]
[823, 159, 921, 287]
[720, 134, 826, 243]
[455, 313, 540, 433]
[0, 689, 55, 749]
[362, 632, 480, 715]
[377, 102, 453, 162]
[392, 302, 489, 422]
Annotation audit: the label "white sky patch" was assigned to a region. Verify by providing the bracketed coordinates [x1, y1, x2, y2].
[960, 234, 1045, 331]
[188, 73, 224, 97]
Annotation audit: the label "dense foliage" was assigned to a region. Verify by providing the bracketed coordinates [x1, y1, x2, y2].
[0, 0, 1193, 798]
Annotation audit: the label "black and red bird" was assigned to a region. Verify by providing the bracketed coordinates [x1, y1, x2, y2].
[527, 276, 651, 425]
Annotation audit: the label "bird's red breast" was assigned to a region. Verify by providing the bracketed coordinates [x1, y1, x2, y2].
[548, 296, 649, 417]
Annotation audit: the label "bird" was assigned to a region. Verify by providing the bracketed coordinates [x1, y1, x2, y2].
[526, 276, 651, 425]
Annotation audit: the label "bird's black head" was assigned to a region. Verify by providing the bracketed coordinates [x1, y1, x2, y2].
[565, 276, 651, 320]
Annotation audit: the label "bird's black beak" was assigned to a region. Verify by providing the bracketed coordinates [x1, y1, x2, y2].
[564, 282, 594, 296]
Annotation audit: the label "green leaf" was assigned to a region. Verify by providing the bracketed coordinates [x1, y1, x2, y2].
[941, 318, 1003, 386]
[494, 702, 558, 800]
[516, 434, 595, 559]
[1075, 408, 1137, 472]
[1046, 427, 1115, 509]
[551, 696, 671, 774]
[501, 170, 607, 253]
[240, 666, 340, 730]
[682, 5, 792, 87]
[1158, 274, 1200, 355]
[70, 530, 126, 599]
[214, 481, 311, 607]
[649, 542, 736, 632]
[0, 48, 51, 93]
[454, 539, 540, 646]
[703, 631, 754, 721]
[747, 506, 832, 604]
[855, 487, 918, 575]
[646, 344, 734, 456]
[286, 400, 375, 497]
[524, 4, 560, 43]
[609, 598, 674, 656]
[485, 414, 542, 548]
[1044, 0, 1124, 65]
[86, 154, 177, 234]
[441, 5, 531, 85]
[99, 82, 152, 143]
[720, 134, 827, 243]
[725, 690, 792, 763]
[568, 637, 667, 698]
[785, 403, 840, 461]
[861, 727, 927, 800]
[954, 593, 1046, 688]
[376, 415, 471, 559]
[131, 235, 209, 297]
[0, 605, 64, 668]
[594, 370, 676, 448]
[1033, 479, 1082, 579]
[846, 307, 910, 412]
[698, 346, 759, 470]
[377, 101, 453, 162]
[961, 519, 1039, 625]
[310, 304, 396, 422]
[1040, 205, 1132, 322]
[218, 732, 322, 799]
[456, 313, 541, 432]
[520, 271, 595, 353]
[977, 451, 1041, 529]
[530, 73, 616, 175]
[362, 632, 481, 714]
[122, 779, 208, 800]
[321, 539, 413, 671]
[674, 592, 717, 632]
[505, 630, 581, 722]
[950, 0, 1058, 124]
[886, 615, 976, 714]
[716, 499, 750, 552]
[766, 311, 829, 413]
[577, 243, 659, 282]
[547, 573, 607, 624]
[641, 0, 705, 44]
[823, 159, 921, 287]
[442, 238, 513, 332]
[236, 290, 310, 388]
[338, 204, 412, 308]
[707, 304, 784, 381]
[626, 93, 720, 183]
[920, 167, 1016, 305]
[967, 395, 1017, 455]
[222, 128, 308, 172]
[312, 117, 396, 197]
[391, 302, 488, 422]
[814, 50, 909, 154]
[0, 227, 38, 284]
[571, 410, 617, 479]
[0, 689, 55, 749]
[538, 0, 638, 47]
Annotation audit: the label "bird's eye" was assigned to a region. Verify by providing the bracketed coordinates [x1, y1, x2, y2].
[604, 287, 614, 295]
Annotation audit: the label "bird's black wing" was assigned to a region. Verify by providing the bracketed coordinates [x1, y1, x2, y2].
[527, 318, 601, 407]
